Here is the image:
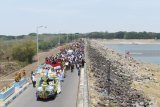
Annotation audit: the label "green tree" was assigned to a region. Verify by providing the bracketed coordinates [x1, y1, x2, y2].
[12, 40, 36, 63]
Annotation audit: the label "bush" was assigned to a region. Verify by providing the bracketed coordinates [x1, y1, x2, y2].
[12, 40, 36, 63]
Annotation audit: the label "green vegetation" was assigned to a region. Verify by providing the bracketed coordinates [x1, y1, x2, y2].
[86, 31, 160, 39]
[0, 33, 80, 65]
[1, 31, 159, 65]
[38, 33, 79, 51]
[12, 40, 36, 63]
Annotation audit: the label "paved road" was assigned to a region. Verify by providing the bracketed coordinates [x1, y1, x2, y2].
[8, 69, 79, 107]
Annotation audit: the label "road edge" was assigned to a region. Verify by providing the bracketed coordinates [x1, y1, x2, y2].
[0, 82, 30, 107]
[77, 39, 89, 107]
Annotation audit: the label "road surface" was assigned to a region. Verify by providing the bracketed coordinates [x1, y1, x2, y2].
[8, 69, 79, 107]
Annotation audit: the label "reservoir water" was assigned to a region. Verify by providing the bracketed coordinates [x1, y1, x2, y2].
[106, 44, 160, 64]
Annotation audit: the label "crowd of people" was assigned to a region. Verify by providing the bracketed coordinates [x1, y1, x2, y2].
[31, 39, 85, 98]
[44, 39, 85, 77]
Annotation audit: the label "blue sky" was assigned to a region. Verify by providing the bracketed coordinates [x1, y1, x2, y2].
[0, 0, 160, 35]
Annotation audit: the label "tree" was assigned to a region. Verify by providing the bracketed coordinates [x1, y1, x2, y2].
[114, 32, 125, 39]
[12, 40, 36, 63]
[28, 33, 37, 36]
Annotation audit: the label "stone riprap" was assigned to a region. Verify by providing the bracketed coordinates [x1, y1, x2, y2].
[87, 40, 154, 107]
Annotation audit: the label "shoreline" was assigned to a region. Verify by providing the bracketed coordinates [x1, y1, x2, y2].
[88, 39, 160, 107]
[100, 39, 160, 65]
[99, 39, 160, 44]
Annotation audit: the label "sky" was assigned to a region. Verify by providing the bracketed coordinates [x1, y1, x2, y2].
[0, 0, 160, 36]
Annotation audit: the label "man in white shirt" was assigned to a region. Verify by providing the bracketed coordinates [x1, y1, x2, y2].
[32, 74, 36, 88]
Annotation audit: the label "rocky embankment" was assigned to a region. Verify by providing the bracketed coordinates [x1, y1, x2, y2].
[87, 40, 158, 107]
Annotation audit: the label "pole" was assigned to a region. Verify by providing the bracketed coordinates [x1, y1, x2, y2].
[36, 26, 47, 66]
[108, 62, 111, 107]
[59, 34, 60, 46]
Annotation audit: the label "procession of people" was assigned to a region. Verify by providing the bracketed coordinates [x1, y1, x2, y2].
[31, 39, 85, 100]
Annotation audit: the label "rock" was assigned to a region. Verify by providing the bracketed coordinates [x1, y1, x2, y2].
[139, 101, 145, 106]
[88, 41, 152, 107]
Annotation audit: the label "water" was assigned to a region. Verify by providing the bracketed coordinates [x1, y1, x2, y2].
[106, 44, 160, 64]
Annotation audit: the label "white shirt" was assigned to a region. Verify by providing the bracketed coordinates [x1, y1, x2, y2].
[32, 75, 36, 81]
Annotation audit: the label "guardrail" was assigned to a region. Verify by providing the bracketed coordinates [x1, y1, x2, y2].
[0, 86, 15, 101]
[14, 79, 27, 89]
[0, 78, 28, 101]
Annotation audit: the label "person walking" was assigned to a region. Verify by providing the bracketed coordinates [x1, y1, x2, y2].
[58, 70, 64, 82]
[31, 71, 33, 82]
[81, 59, 85, 68]
[71, 63, 74, 72]
[77, 63, 81, 76]
[31, 73, 36, 87]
